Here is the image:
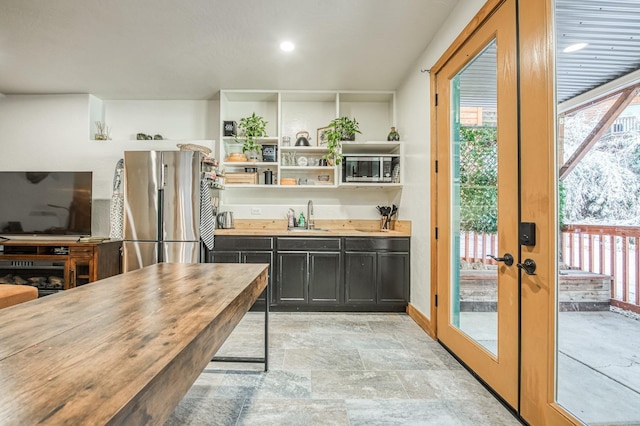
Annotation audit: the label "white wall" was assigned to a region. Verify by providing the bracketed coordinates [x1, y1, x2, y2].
[396, 0, 487, 318]
[0, 95, 217, 236]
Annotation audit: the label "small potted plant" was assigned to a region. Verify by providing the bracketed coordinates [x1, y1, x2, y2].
[237, 113, 268, 161]
[323, 116, 361, 165]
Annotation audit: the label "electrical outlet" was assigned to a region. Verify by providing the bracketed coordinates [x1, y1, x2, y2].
[251, 207, 262, 215]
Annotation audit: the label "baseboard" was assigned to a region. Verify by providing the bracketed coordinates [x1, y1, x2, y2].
[406, 303, 436, 339]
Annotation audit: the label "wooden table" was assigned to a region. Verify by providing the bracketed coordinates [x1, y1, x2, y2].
[0, 262, 269, 425]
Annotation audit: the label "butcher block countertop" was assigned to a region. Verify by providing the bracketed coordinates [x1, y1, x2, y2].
[0, 263, 268, 425]
[214, 219, 411, 237]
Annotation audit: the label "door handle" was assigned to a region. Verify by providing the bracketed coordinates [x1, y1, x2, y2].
[486, 253, 514, 266]
[517, 259, 537, 275]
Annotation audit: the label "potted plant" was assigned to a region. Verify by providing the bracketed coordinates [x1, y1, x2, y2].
[237, 113, 268, 161]
[323, 116, 361, 165]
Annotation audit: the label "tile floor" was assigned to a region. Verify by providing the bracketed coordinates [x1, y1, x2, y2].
[166, 312, 521, 425]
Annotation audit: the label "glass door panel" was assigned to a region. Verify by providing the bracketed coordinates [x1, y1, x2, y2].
[450, 40, 499, 356]
[555, 2, 640, 420]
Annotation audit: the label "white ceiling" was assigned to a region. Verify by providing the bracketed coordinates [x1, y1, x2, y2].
[0, 0, 459, 100]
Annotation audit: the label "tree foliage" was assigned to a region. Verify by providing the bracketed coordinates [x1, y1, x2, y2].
[562, 110, 640, 225]
[458, 106, 640, 231]
[459, 126, 498, 233]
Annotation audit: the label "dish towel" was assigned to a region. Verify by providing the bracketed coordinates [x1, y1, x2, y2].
[109, 159, 124, 239]
[200, 179, 215, 250]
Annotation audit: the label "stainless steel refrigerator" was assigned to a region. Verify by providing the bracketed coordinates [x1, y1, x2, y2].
[122, 150, 202, 272]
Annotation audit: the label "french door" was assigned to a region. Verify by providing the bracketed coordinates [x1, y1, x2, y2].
[434, 0, 519, 409]
[433, 0, 580, 423]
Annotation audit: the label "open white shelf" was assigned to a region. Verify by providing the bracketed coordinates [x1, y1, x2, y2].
[219, 90, 403, 189]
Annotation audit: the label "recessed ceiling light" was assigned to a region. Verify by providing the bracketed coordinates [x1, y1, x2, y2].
[563, 42, 588, 53]
[280, 41, 295, 52]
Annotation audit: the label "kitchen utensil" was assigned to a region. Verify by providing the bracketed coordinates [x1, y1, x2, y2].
[263, 169, 273, 185]
[295, 131, 311, 146]
[217, 211, 234, 229]
[376, 205, 397, 230]
[380, 216, 391, 231]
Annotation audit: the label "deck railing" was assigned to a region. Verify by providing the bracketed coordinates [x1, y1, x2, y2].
[460, 225, 640, 314]
[459, 231, 499, 265]
[562, 224, 639, 314]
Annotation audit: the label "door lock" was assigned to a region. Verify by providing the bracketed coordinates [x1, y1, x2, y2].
[517, 259, 537, 275]
[486, 253, 514, 266]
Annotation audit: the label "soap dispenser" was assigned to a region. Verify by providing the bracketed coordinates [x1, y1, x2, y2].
[298, 213, 305, 228]
[287, 209, 295, 228]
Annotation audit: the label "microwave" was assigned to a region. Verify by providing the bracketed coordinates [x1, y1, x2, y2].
[342, 156, 395, 183]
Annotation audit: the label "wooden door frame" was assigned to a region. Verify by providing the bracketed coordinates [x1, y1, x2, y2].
[518, 0, 578, 423]
[429, 0, 582, 424]
[433, 0, 520, 407]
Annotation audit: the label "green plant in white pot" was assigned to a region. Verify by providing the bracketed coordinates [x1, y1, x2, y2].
[323, 116, 361, 165]
[237, 113, 268, 161]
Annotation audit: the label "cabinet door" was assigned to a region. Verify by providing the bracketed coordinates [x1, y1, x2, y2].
[243, 251, 273, 305]
[94, 242, 122, 280]
[68, 258, 92, 288]
[377, 252, 409, 304]
[345, 251, 376, 303]
[309, 251, 341, 304]
[277, 252, 308, 304]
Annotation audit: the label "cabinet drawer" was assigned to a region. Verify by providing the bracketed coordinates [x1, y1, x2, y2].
[277, 237, 341, 251]
[69, 247, 95, 256]
[345, 237, 410, 252]
[213, 236, 274, 251]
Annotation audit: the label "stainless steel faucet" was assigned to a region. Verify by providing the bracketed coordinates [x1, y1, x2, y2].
[307, 199, 315, 229]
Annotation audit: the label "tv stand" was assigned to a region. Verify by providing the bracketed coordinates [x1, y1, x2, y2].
[0, 240, 122, 297]
[0, 235, 88, 242]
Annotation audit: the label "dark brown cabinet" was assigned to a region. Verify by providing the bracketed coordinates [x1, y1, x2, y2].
[0, 240, 122, 297]
[276, 237, 341, 306]
[344, 237, 410, 309]
[345, 252, 377, 303]
[207, 234, 409, 311]
[207, 236, 274, 307]
[377, 251, 410, 303]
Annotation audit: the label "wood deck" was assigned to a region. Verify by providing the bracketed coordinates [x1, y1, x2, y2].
[0, 262, 268, 425]
[459, 269, 611, 311]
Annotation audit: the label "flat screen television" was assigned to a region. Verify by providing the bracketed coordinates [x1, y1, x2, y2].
[0, 171, 92, 237]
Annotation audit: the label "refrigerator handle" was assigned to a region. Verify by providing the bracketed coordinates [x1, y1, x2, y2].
[157, 186, 164, 263]
[157, 158, 166, 263]
[161, 163, 167, 188]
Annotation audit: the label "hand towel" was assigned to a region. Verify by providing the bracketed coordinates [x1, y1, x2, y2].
[200, 179, 215, 250]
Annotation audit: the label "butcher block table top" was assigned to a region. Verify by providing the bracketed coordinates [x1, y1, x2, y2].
[0, 262, 269, 425]
[214, 219, 411, 237]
